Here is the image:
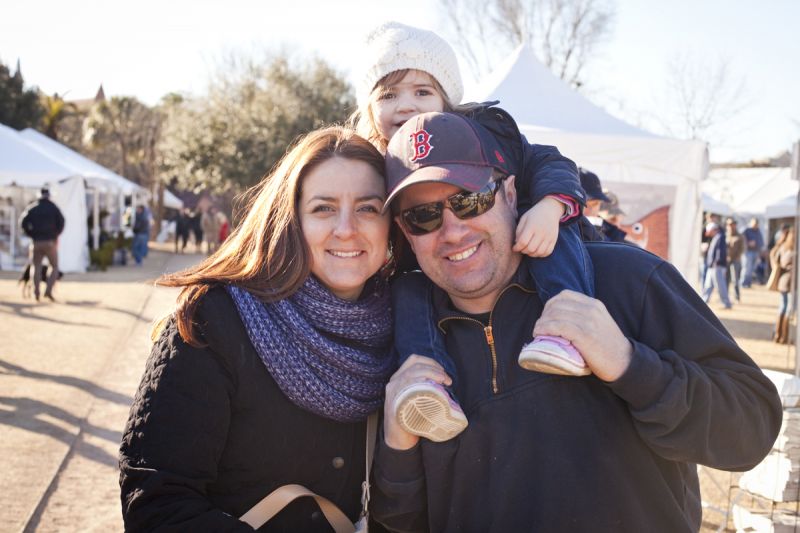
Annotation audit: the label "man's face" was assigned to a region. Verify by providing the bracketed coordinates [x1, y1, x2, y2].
[395, 177, 522, 314]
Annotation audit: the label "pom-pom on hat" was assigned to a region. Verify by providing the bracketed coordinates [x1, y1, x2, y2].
[358, 21, 463, 108]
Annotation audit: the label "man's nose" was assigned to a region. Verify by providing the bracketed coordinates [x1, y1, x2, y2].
[437, 208, 469, 242]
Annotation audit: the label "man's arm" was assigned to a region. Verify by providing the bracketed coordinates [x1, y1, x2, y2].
[533, 260, 782, 471]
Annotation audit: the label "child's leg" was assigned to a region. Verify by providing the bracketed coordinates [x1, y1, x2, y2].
[391, 271, 467, 441]
[519, 223, 594, 376]
[391, 271, 457, 386]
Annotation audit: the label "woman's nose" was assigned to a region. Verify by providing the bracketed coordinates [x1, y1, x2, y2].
[333, 212, 357, 239]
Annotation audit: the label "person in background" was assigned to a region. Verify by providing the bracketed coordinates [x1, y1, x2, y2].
[131, 205, 150, 266]
[596, 188, 629, 243]
[174, 208, 191, 254]
[580, 169, 627, 243]
[768, 224, 796, 344]
[702, 222, 732, 309]
[725, 218, 744, 302]
[189, 209, 203, 253]
[741, 218, 765, 287]
[19, 187, 65, 301]
[201, 205, 222, 255]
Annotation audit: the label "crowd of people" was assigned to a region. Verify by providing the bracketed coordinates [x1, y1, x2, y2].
[699, 212, 796, 344]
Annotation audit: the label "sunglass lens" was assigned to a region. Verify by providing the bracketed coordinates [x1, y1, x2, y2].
[404, 203, 443, 235]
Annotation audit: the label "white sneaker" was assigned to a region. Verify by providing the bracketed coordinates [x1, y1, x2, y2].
[518, 335, 591, 376]
[393, 380, 468, 442]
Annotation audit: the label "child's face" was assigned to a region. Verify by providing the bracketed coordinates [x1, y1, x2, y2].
[370, 70, 445, 142]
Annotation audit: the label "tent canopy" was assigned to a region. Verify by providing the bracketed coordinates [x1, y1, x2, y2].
[467, 45, 708, 283]
[705, 167, 796, 216]
[766, 195, 797, 220]
[0, 124, 77, 187]
[19, 128, 183, 210]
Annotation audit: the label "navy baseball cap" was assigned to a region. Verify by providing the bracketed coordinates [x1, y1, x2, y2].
[383, 112, 511, 210]
[578, 168, 611, 203]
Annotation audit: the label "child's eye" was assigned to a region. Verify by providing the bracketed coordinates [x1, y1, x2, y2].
[416, 89, 433, 96]
[377, 90, 395, 101]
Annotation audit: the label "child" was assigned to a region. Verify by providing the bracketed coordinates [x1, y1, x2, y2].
[353, 22, 595, 442]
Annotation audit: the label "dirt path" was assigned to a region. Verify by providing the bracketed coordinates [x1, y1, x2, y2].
[0, 245, 202, 533]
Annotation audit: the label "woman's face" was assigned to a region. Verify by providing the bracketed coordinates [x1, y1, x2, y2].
[299, 156, 390, 301]
[370, 69, 446, 142]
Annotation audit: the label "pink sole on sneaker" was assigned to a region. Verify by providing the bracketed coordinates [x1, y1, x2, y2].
[518, 339, 592, 377]
[394, 383, 468, 442]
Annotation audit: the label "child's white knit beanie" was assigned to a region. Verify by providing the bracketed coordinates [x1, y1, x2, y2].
[358, 22, 463, 108]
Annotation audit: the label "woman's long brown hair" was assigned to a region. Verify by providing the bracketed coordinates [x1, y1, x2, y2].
[158, 126, 386, 346]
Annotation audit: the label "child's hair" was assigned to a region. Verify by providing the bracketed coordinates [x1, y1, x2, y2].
[350, 22, 478, 151]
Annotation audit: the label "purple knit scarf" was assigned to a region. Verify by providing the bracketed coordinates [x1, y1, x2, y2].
[226, 276, 394, 422]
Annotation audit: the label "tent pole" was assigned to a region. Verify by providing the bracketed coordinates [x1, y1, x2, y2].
[791, 140, 799, 377]
[92, 188, 100, 250]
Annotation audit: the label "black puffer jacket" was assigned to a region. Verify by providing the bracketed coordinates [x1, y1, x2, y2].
[119, 287, 387, 532]
[20, 198, 64, 241]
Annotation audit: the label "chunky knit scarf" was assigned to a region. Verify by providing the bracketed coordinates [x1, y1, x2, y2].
[226, 277, 394, 422]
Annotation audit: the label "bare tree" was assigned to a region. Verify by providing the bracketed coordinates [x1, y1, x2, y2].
[654, 53, 749, 143]
[438, 0, 614, 88]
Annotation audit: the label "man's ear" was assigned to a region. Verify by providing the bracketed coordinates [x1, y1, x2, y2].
[395, 216, 417, 253]
[503, 175, 517, 210]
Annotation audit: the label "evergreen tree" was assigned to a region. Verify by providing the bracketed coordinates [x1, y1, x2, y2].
[0, 60, 44, 129]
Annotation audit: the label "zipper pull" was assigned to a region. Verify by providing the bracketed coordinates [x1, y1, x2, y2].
[484, 325, 494, 345]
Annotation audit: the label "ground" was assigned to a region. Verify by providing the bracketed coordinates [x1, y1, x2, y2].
[0, 243, 795, 532]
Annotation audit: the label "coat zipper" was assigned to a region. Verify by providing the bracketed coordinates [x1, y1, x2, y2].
[437, 283, 534, 395]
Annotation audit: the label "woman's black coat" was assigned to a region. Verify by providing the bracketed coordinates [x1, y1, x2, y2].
[119, 287, 383, 532]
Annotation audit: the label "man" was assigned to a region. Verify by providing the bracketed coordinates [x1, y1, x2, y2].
[702, 222, 733, 309]
[741, 217, 765, 287]
[131, 205, 150, 266]
[20, 187, 65, 301]
[372, 112, 781, 532]
[726, 218, 744, 302]
[579, 168, 627, 242]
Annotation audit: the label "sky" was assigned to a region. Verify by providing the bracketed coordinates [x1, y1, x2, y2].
[1, 0, 798, 164]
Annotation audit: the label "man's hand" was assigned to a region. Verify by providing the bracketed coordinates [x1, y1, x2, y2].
[512, 196, 564, 257]
[532, 290, 633, 382]
[383, 355, 452, 450]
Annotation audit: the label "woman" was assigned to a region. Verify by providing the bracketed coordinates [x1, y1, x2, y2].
[119, 126, 395, 531]
[768, 225, 796, 344]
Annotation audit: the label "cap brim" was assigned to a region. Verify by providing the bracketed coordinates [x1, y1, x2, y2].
[382, 164, 493, 213]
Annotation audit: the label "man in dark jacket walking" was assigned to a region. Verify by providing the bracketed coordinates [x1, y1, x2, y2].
[20, 187, 65, 301]
[702, 221, 733, 309]
[371, 112, 782, 532]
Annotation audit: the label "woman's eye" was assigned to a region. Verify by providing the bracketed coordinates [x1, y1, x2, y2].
[358, 204, 380, 214]
[311, 205, 334, 213]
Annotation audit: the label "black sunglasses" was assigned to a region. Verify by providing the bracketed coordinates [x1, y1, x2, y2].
[400, 177, 507, 236]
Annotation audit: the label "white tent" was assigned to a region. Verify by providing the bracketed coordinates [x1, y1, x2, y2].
[766, 195, 797, 220]
[0, 123, 77, 188]
[51, 176, 89, 272]
[0, 124, 89, 272]
[705, 167, 796, 216]
[466, 45, 709, 284]
[19, 128, 184, 210]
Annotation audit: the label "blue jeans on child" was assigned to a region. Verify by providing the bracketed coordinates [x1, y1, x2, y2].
[392, 223, 594, 390]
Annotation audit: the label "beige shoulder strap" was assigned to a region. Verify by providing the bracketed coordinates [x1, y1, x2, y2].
[239, 483, 355, 532]
[240, 413, 379, 532]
